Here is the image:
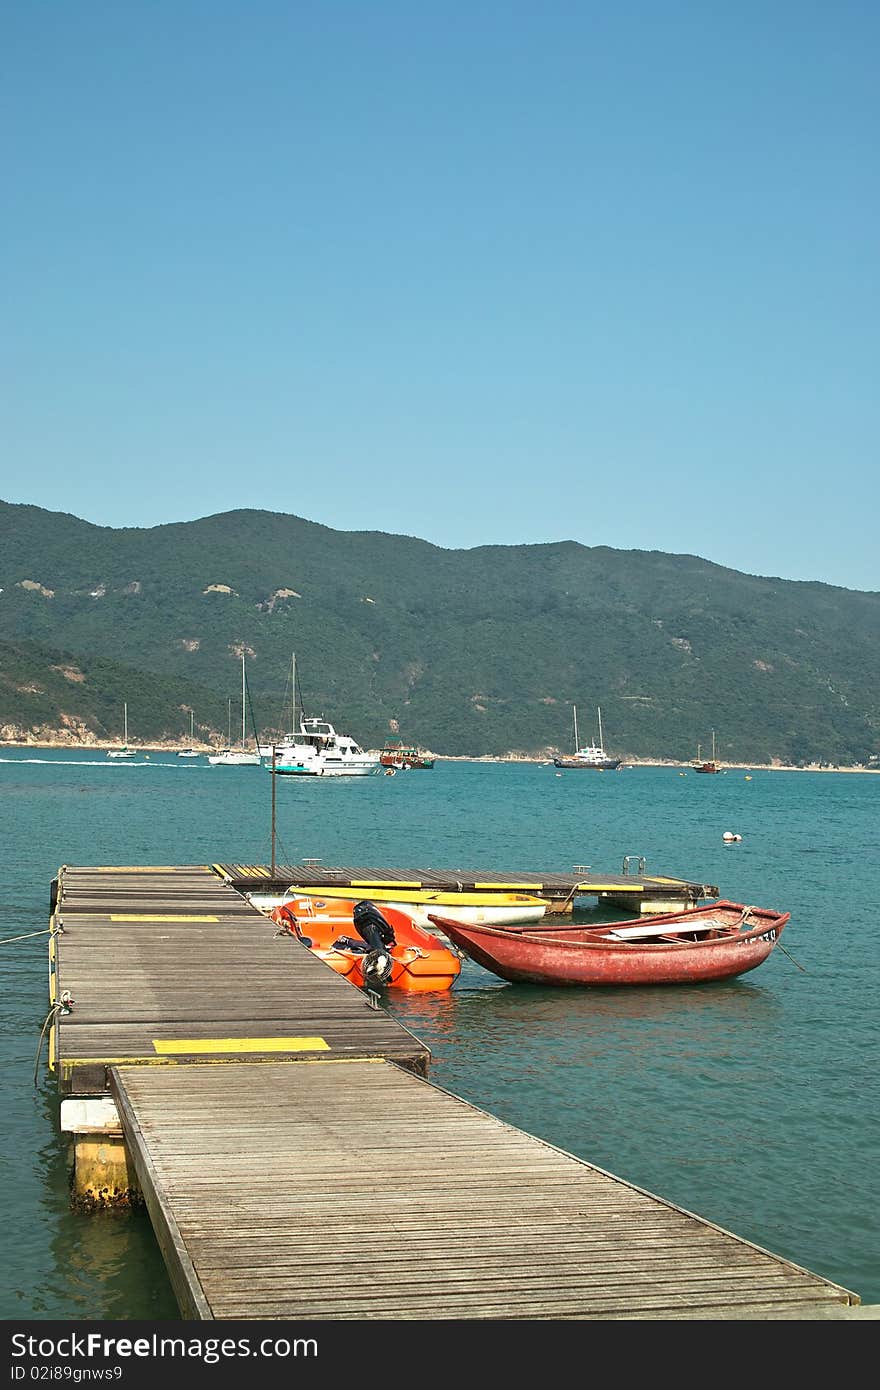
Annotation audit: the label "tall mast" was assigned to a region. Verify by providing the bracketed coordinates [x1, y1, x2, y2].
[597, 706, 604, 750]
[573, 705, 579, 752]
[711, 728, 716, 762]
[123, 702, 128, 743]
[241, 654, 246, 746]
[291, 653, 296, 735]
[227, 698, 232, 747]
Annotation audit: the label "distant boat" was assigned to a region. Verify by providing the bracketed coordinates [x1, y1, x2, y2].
[379, 740, 435, 770]
[208, 656, 262, 766]
[178, 710, 200, 758]
[692, 729, 720, 774]
[429, 901, 790, 987]
[266, 653, 380, 777]
[553, 705, 623, 770]
[107, 702, 135, 759]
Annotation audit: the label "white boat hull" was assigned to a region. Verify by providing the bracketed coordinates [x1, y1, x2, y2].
[268, 750, 379, 776]
[208, 751, 262, 766]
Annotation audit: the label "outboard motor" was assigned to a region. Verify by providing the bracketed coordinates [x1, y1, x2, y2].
[352, 901, 396, 988]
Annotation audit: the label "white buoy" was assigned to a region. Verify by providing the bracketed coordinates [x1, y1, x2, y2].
[722, 831, 742, 843]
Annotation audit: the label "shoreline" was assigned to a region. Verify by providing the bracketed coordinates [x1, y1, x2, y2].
[1, 738, 877, 774]
[436, 755, 880, 773]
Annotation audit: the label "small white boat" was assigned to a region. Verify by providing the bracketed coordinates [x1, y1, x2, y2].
[208, 657, 262, 766]
[107, 703, 136, 759]
[209, 748, 262, 766]
[178, 711, 200, 757]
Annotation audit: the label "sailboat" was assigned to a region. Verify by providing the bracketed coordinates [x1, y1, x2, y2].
[208, 655, 262, 766]
[178, 710, 200, 758]
[692, 729, 721, 774]
[107, 702, 136, 759]
[552, 705, 623, 770]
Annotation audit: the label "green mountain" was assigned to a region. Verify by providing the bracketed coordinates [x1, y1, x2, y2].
[1, 499, 878, 763]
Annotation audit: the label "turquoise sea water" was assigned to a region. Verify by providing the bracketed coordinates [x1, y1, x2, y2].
[1, 750, 878, 1317]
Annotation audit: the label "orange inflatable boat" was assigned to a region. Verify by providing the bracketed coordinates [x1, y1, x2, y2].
[269, 898, 461, 993]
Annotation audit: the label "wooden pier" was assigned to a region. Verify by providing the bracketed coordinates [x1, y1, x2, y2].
[50, 863, 863, 1320]
[215, 861, 720, 914]
[112, 1060, 861, 1320]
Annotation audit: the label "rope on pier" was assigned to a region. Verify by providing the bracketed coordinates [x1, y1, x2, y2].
[33, 1004, 61, 1087]
[33, 990, 73, 1086]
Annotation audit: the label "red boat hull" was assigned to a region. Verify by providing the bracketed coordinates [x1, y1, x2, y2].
[428, 901, 788, 987]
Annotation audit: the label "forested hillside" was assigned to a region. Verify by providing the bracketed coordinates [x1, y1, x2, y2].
[1, 500, 878, 762]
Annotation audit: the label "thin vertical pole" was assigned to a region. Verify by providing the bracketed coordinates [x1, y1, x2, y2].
[271, 745, 277, 875]
[241, 655, 246, 747]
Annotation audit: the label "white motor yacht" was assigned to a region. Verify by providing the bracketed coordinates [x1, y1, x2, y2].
[269, 717, 380, 776]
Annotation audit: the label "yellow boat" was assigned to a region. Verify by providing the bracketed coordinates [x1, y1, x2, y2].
[248, 884, 551, 931]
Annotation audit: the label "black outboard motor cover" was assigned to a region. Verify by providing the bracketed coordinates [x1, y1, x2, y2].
[352, 900, 396, 951]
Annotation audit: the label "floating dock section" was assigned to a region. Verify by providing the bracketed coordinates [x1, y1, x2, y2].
[112, 1060, 861, 1321]
[49, 863, 862, 1320]
[215, 861, 719, 914]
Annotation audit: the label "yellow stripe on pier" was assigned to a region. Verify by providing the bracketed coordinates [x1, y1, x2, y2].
[152, 1037, 329, 1055]
[110, 914, 220, 922]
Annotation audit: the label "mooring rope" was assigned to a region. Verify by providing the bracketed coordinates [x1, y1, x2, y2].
[776, 940, 807, 972]
[33, 1004, 60, 1087]
[0, 928, 51, 946]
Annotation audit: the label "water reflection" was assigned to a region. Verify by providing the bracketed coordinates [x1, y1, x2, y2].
[21, 1080, 179, 1319]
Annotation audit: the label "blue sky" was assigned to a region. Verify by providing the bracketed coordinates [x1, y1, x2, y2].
[2, 2, 878, 590]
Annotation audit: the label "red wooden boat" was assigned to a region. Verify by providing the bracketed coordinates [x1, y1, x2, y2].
[427, 900, 789, 987]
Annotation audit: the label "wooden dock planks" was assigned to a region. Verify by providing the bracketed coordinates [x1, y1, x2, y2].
[111, 1059, 860, 1321]
[51, 866, 429, 1094]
